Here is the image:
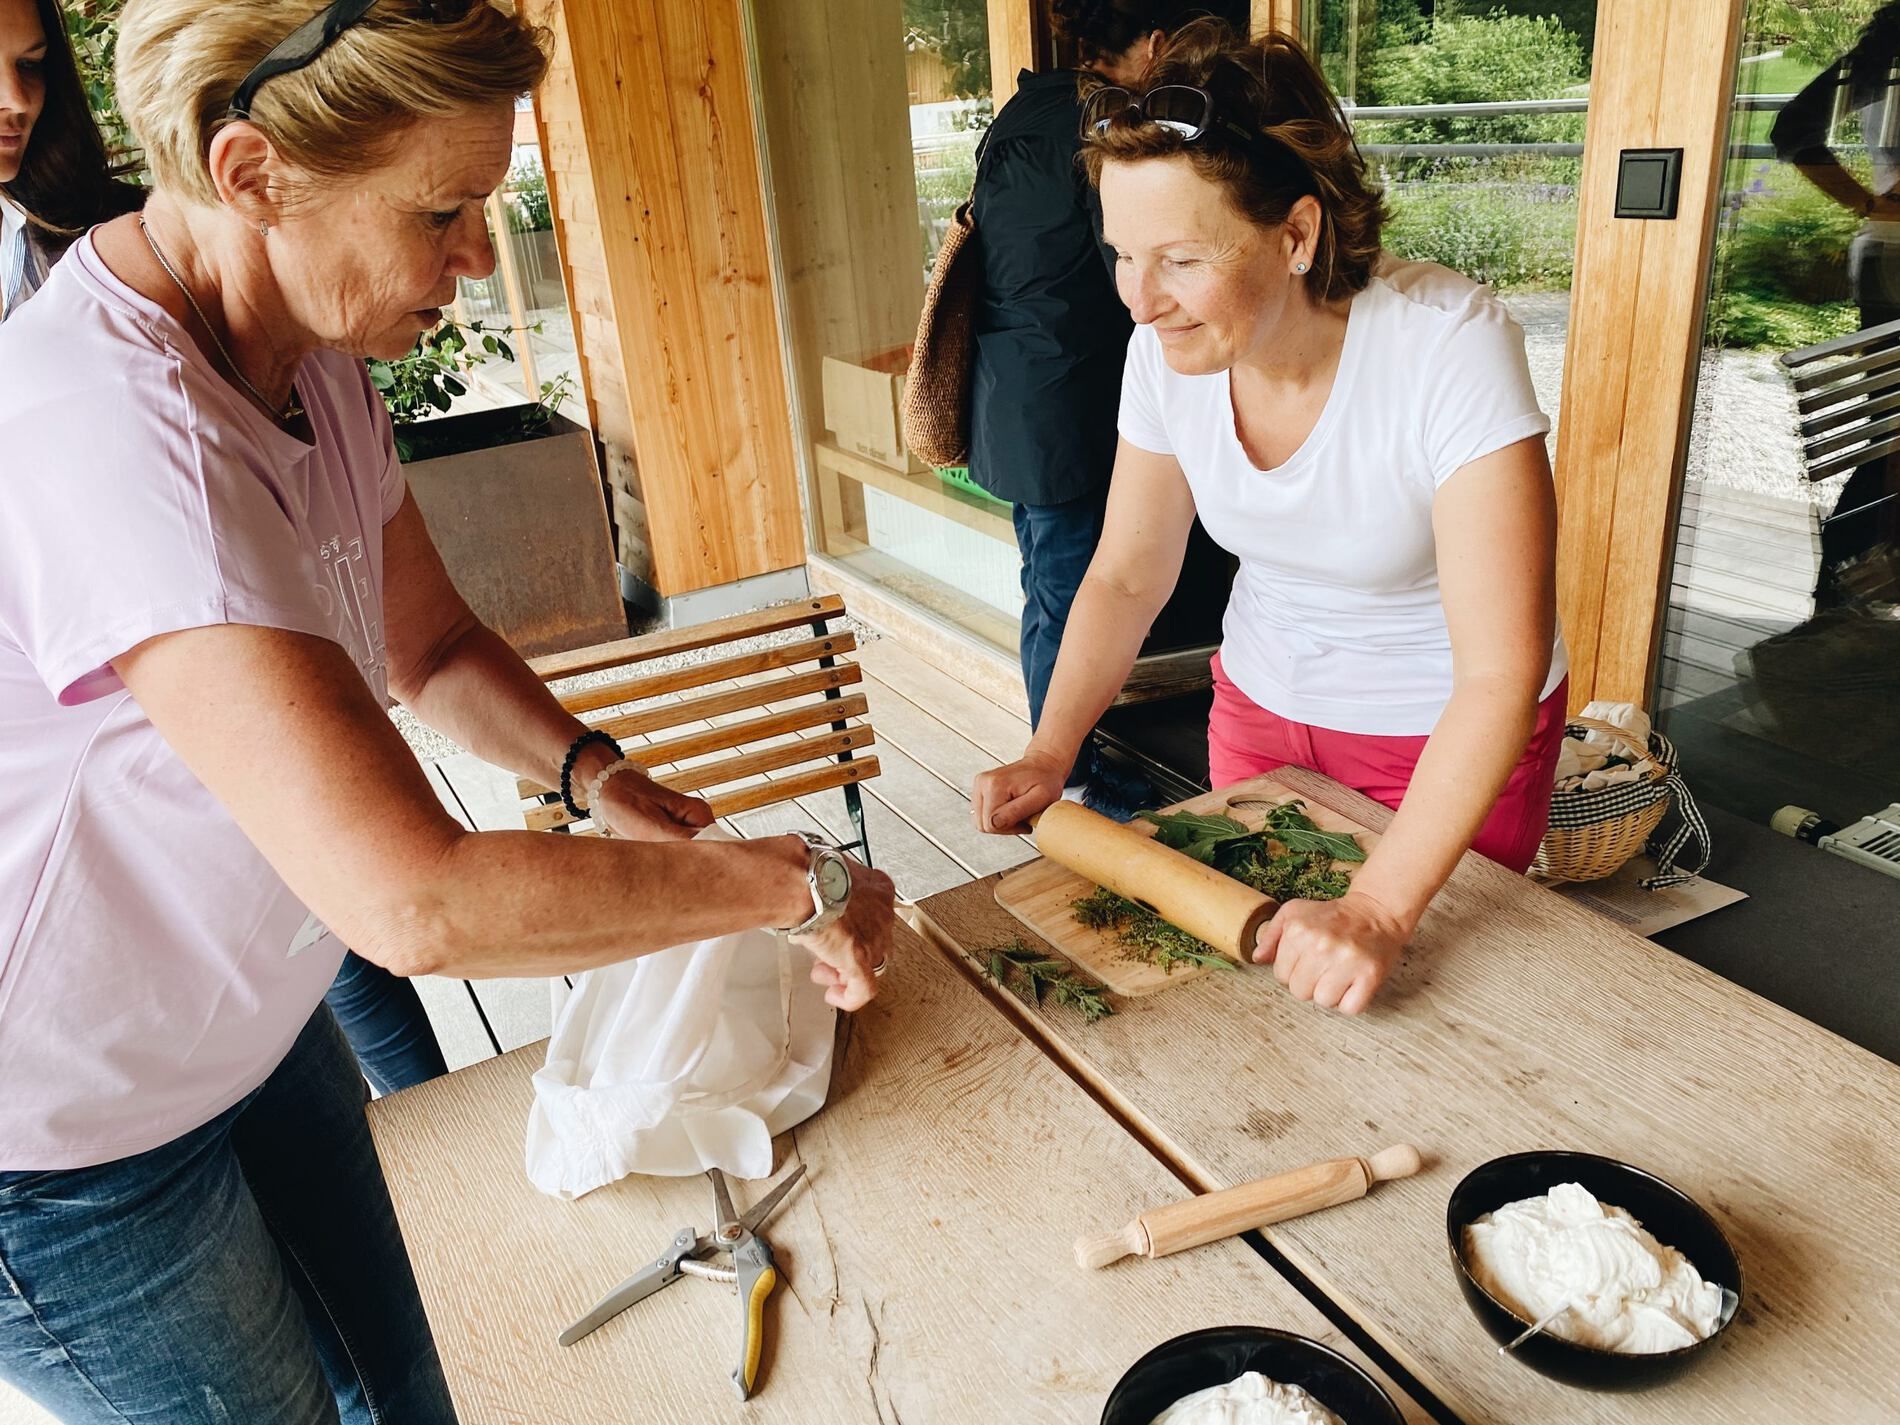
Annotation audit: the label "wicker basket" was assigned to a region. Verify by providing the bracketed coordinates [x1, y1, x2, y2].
[1533, 717, 1675, 884]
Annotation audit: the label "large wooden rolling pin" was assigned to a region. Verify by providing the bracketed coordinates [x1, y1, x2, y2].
[1030, 799, 1274, 962]
[1074, 1145, 1424, 1270]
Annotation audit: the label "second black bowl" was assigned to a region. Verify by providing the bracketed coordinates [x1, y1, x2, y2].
[1446, 1151, 1743, 1391]
[1101, 1325, 1404, 1425]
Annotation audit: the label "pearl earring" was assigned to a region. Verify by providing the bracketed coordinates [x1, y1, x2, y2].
[1295, 261, 1308, 274]
[258, 221, 270, 236]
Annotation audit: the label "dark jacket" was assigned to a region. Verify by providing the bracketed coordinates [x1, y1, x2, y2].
[967, 68, 1133, 506]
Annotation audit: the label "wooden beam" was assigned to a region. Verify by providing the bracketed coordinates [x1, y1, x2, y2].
[1250, 0, 1303, 37]
[1551, 0, 1745, 708]
[989, 0, 1039, 107]
[555, 0, 805, 597]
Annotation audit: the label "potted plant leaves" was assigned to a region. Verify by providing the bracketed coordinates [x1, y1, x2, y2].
[369, 319, 626, 659]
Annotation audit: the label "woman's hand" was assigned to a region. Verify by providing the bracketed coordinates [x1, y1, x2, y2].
[793, 855, 897, 1011]
[594, 769, 715, 842]
[971, 749, 1068, 835]
[1252, 891, 1411, 1015]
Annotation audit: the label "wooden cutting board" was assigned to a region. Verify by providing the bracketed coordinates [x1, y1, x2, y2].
[992, 774, 1380, 997]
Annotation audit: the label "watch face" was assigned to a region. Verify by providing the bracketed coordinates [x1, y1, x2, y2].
[817, 857, 851, 905]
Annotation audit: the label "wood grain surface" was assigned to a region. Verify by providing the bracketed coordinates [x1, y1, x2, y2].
[366, 919, 1432, 1424]
[993, 780, 1378, 997]
[919, 767, 1900, 1425]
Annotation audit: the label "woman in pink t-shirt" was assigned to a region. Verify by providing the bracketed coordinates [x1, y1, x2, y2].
[0, 3, 894, 1421]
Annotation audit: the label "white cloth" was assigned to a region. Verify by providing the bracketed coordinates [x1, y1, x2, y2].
[1117, 256, 1567, 736]
[524, 829, 838, 1199]
[1554, 700, 1659, 791]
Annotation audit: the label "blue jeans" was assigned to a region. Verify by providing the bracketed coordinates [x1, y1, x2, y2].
[325, 950, 448, 1095]
[0, 1007, 457, 1425]
[1014, 489, 1110, 784]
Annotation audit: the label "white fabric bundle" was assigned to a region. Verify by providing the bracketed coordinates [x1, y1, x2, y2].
[524, 829, 837, 1199]
[1554, 701, 1661, 793]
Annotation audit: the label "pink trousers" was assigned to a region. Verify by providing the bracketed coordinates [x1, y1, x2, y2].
[1206, 652, 1568, 874]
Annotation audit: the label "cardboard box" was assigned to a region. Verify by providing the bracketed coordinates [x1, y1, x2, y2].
[821, 345, 927, 473]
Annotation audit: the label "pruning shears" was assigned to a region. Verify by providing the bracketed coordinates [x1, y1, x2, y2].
[557, 1165, 805, 1400]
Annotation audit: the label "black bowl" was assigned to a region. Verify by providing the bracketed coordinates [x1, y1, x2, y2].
[1446, 1151, 1743, 1391]
[1102, 1325, 1405, 1425]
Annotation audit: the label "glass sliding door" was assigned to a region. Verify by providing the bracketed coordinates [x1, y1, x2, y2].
[1657, 1, 1900, 824]
[746, 0, 1024, 656]
[1308, 0, 1600, 449]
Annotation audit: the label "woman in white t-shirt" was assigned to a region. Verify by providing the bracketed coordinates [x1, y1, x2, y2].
[973, 20, 1568, 1016]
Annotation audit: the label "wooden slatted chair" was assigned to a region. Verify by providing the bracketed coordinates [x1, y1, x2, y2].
[516, 593, 878, 861]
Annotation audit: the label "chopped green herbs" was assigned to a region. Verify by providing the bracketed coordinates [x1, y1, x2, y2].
[979, 940, 1115, 1023]
[1077, 801, 1362, 965]
[1071, 888, 1236, 974]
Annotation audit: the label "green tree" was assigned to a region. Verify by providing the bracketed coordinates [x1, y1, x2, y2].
[1363, 12, 1588, 143]
[904, 0, 991, 98]
[1758, 0, 1885, 71]
[61, 0, 139, 165]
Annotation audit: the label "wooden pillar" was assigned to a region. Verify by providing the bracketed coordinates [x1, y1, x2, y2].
[1250, 0, 1302, 38]
[1551, 0, 1745, 708]
[531, 0, 804, 599]
[989, 0, 1041, 106]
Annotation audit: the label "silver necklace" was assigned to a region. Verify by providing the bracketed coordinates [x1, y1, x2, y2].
[138, 217, 303, 423]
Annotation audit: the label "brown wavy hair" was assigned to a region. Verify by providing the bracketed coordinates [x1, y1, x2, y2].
[1080, 18, 1387, 303]
[0, 0, 144, 241]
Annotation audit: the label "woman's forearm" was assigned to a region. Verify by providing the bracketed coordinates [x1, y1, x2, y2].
[373, 828, 816, 979]
[1349, 675, 1541, 934]
[1024, 569, 1170, 765]
[394, 619, 593, 789]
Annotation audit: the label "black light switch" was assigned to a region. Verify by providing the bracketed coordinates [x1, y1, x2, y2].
[1615, 148, 1683, 220]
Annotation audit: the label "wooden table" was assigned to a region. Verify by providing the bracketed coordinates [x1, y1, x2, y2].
[367, 920, 1432, 1424]
[915, 767, 1900, 1425]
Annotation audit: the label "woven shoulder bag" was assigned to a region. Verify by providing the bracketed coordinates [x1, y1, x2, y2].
[901, 198, 981, 470]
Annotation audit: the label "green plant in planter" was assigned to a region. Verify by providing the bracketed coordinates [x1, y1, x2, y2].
[368, 318, 570, 460]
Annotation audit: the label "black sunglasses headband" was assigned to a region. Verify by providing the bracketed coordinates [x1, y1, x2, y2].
[226, 0, 457, 121]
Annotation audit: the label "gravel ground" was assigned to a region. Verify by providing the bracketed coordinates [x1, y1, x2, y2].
[1501, 291, 1825, 508]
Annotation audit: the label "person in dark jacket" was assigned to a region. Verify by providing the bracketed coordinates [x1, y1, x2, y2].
[1772, 3, 1900, 597]
[967, 0, 1200, 807]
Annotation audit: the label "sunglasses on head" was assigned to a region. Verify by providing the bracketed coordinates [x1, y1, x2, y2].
[226, 0, 465, 121]
[1080, 83, 1261, 150]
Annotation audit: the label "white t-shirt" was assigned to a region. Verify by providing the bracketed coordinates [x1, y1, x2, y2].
[1118, 257, 1568, 736]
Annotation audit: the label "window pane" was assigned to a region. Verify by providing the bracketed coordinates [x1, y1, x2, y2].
[1317, 0, 1599, 453]
[1658, 5, 1900, 821]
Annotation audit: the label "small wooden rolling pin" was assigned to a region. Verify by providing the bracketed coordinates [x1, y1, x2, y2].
[1074, 1145, 1424, 1270]
[1030, 800, 1275, 962]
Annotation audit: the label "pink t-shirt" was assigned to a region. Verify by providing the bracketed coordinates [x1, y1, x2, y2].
[0, 234, 405, 1170]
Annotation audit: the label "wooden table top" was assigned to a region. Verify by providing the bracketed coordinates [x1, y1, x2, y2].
[916, 767, 1900, 1425]
[367, 919, 1432, 1424]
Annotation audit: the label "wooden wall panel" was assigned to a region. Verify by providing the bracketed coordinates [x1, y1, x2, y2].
[1551, 0, 1744, 707]
[549, 0, 805, 597]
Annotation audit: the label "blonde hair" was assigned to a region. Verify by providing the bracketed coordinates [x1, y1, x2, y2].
[117, 0, 550, 205]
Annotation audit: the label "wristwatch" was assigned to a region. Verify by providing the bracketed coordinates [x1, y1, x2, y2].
[783, 831, 852, 937]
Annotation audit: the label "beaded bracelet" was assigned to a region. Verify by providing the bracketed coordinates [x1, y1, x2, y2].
[582, 757, 650, 833]
[559, 729, 623, 819]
